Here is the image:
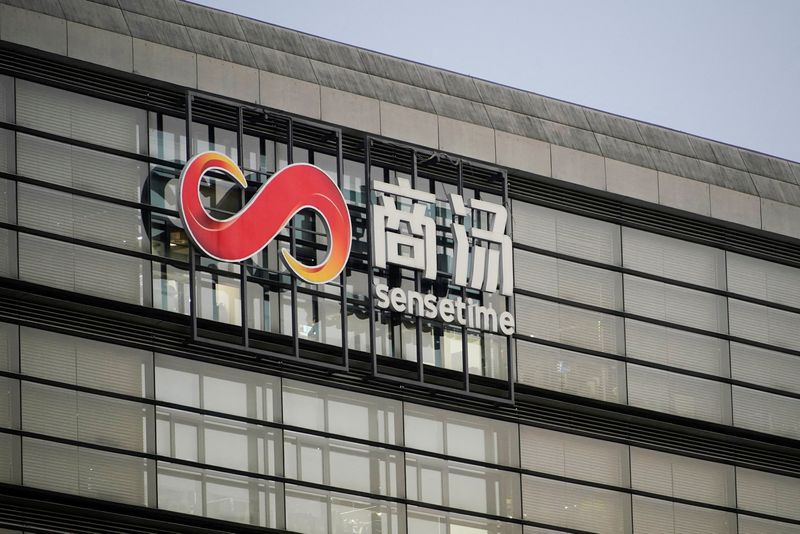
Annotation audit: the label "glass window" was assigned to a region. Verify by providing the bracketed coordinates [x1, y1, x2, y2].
[730, 342, 800, 394]
[21, 382, 154, 454]
[148, 112, 186, 163]
[0, 433, 20, 484]
[18, 233, 149, 305]
[512, 202, 621, 265]
[733, 386, 800, 440]
[157, 407, 281, 476]
[622, 227, 726, 289]
[516, 295, 625, 355]
[154, 354, 281, 422]
[0, 128, 13, 174]
[157, 462, 282, 528]
[737, 467, 800, 521]
[514, 250, 623, 310]
[153, 262, 191, 315]
[17, 183, 149, 253]
[20, 327, 152, 397]
[408, 505, 521, 534]
[627, 364, 732, 424]
[0, 75, 13, 123]
[16, 134, 149, 203]
[0, 322, 18, 373]
[521, 475, 632, 534]
[520, 426, 629, 487]
[625, 319, 730, 377]
[0, 378, 19, 430]
[406, 454, 520, 517]
[739, 515, 800, 534]
[729, 299, 800, 352]
[286, 485, 405, 534]
[632, 496, 736, 534]
[404, 403, 519, 466]
[197, 271, 242, 326]
[23, 437, 153, 506]
[727, 252, 800, 309]
[282, 380, 402, 445]
[624, 275, 728, 334]
[516, 341, 627, 403]
[296, 292, 342, 347]
[284, 431, 402, 497]
[16, 80, 146, 154]
[630, 447, 735, 506]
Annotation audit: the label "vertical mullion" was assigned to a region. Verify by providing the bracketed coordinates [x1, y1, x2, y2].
[502, 169, 515, 402]
[458, 161, 469, 392]
[337, 131, 349, 369]
[237, 106, 248, 348]
[185, 92, 198, 341]
[412, 151, 424, 383]
[288, 119, 299, 359]
[365, 138, 377, 376]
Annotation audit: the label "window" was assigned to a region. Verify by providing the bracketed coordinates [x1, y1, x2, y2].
[739, 515, 800, 534]
[733, 386, 800, 440]
[632, 496, 736, 534]
[516, 341, 627, 403]
[727, 252, 800, 308]
[282, 380, 402, 445]
[516, 295, 625, 355]
[730, 342, 800, 394]
[407, 505, 521, 534]
[520, 426, 629, 487]
[630, 447, 735, 506]
[622, 227, 726, 289]
[286, 485, 405, 534]
[0, 433, 20, 484]
[521, 475, 632, 534]
[512, 202, 621, 265]
[729, 299, 800, 352]
[627, 364, 732, 424]
[737, 468, 800, 521]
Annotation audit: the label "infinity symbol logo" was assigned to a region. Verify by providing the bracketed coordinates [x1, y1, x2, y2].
[178, 151, 352, 284]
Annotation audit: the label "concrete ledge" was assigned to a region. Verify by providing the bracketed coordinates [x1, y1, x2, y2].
[438, 116, 495, 163]
[0, 4, 67, 55]
[197, 54, 258, 103]
[552, 145, 605, 189]
[67, 22, 133, 72]
[605, 158, 658, 203]
[132, 38, 197, 88]
[761, 199, 800, 239]
[710, 185, 761, 229]
[380, 101, 437, 149]
[658, 172, 710, 216]
[321, 87, 380, 134]
[260, 70, 320, 120]
[495, 130, 551, 177]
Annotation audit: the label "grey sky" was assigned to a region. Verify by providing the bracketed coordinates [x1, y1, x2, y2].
[195, 0, 800, 162]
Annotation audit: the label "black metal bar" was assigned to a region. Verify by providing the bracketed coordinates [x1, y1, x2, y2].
[412, 151, 424, 383]
[365, 138, 377, 377]
[288, 119, 299, 359]
[237, 105, 249, 348]
[502, 169, 515, 402]
[458, 161, 469, 392]
[185, 92, 198, 341]
[336, 130, 349, 369]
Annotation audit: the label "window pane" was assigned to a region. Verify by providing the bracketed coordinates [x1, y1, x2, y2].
[514, 250, 623, 310]
[282, 379, 402, 445]
[16, 80, 146, 154]
[729, 298, 800, 352]
[0, 322, 17, 373]
[520, 426, 629, 487]
[632, 495, 736, 534]
[0, 433, 20, 484]
[148, 112, 186, 163]
[733, 386, 800, 440]
[0, 129, 13, 174]
[516, 295, 625, 355]
[625, 319, 730, 377]
[516, 341, 627, 403]
[286, 485, 405, 534]
[627, 364, 732, 424]
[622, 227, 726, 289]
[153, 262, 190, 315]
[405, 454, 521, 517]
[20, 327, 152, 398]
[0, 75, 13, 122]
[521, 475, 631, 534]
[727, 252, 800, 309]
[297, 292, 342, 346]
[408, 505, 522, 534]
[0, 378, 19, 430]
[404, 403, 519, 466]
[157, 462, 283, 528]
[23, 437, 153, 506]
[739, 515, 800, 534]
[731, 342, 800, 394]
[21, 382, 153, 453]
[624, 275, 728, 334]
[155, 354, 281, 421]
[18, 233, 148, 305]
[737, 467, 800, 521]
[630, 447, 735, 506]
[284, 431, 402, 497]
[512, 202, 621, 265]
[16, 133, 148, 203]
[197, 271, 242, 326]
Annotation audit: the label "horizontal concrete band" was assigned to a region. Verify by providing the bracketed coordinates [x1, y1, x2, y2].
[1, 0, 799, 239]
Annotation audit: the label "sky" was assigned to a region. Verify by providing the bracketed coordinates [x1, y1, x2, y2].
[195, 0, 800, 162]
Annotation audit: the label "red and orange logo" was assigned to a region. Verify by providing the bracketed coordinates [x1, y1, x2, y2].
[178, 151, 352, 284]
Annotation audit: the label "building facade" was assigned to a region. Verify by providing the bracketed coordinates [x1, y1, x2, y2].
[1, 1, 800, 533]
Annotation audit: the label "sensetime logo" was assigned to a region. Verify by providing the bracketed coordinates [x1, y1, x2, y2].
[178, 151, 352, 284]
